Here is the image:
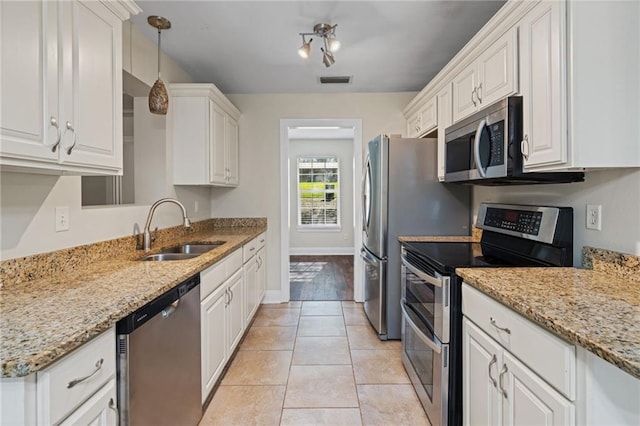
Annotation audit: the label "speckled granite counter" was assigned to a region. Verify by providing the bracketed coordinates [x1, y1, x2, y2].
[456, 265, 640, 380]
[0, 219, 266, 378]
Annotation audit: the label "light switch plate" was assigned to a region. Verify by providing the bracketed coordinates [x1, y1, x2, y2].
[586, 204, 602, 231]
[55, 206, 70, 232]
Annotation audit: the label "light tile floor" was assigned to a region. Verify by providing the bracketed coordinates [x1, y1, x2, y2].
[199, 301, 431, 426]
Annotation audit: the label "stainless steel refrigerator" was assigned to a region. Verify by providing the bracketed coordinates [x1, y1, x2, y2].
[361, 134, 470, 340]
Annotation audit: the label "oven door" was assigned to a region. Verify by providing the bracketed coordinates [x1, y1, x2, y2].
[401, 252, 449, 343]
[402, 300, 449, 426]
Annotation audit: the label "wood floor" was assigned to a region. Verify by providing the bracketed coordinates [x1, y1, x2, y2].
[289, 255, 354, 301]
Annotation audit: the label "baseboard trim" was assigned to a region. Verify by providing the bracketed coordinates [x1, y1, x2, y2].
[289, 247, 355, 255]
[261, 290, 282, 304]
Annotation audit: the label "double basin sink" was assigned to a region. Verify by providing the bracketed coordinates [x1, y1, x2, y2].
[139, 242, 224, 261]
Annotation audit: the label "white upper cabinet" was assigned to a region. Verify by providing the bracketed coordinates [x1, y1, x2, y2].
[0, 0, 138, 175]
[520, 0, 640, 171]
[171, 84, 241, 186]
[406, 97, 437, 138]
[452, 27, 518, 123]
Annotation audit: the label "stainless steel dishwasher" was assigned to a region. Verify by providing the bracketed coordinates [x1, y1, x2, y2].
[116, 274, 201, 426]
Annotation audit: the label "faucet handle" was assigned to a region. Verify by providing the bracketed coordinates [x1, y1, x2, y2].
[151, 227, 158, 242]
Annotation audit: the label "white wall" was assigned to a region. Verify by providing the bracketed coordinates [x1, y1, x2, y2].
[0, 21, 211, 261]
[210, 92, 415, 295]
[473, 169, 640, 266]
[289, 139, 354, 253]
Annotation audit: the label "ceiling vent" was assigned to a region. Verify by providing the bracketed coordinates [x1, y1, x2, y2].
[319, 76, 352, 85]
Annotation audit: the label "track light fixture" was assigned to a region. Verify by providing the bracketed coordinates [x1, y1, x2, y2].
[298, 23, 340, 67]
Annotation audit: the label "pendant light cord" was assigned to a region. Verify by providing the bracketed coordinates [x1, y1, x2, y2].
[157, 28, 162, 79]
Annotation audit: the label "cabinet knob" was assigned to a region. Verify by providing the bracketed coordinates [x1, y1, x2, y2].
[49, 117, 62, 152]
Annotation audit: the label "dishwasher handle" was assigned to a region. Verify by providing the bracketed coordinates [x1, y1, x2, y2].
[161, 300, 180, 318]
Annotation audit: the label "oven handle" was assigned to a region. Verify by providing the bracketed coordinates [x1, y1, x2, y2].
[401, 256, 442, 288]
[401, 301, 442, 354]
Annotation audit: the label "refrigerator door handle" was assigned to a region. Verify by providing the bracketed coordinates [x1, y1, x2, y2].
[361, 248, 383, 264]
[362, 156, 371, 232]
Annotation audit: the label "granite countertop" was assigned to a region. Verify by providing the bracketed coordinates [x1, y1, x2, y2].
[457, 267, 640, 380]
[0, 223, 266, 378]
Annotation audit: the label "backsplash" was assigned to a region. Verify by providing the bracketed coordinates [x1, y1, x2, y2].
[0, 218, 266, 288]
[583, 246, 640, 283]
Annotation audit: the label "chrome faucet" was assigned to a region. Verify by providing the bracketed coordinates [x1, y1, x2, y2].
[142, 198, 192, 251]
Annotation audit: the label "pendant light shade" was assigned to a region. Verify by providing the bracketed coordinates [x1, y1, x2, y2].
[147, 16, 171, 115]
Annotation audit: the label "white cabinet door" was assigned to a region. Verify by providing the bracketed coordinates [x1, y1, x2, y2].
[257, 246, 266, 304]
[58, 380, 117, 426]
[227, 270, 244, 354]
[209, 102, 227, 185]
[452, 64, 478, 123]
[200, 283, 228, 403]
[244, 257, 258, 325]
[519, 0, 567, 169]
[0, 0, 60, 164]
[226, 116, 239, 185]
[58, 0, 122, 171]
[503, 352, 575, 426]
[436, 84, 452, 181]
[406, 113, 421, 138]
[477, 28, 518, 109]
[463, 318, 503, 426]
[419, 98, 437, 135]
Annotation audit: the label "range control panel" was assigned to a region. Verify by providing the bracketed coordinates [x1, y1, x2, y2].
[475, 203, 570, 245]
[483, 207, 543, 235]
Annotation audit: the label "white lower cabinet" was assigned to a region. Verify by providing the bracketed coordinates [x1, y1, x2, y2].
[0, 328, 117, 426]
[462, 283, 575, 426]
[243, 233, 267, 325]
[463, 318, 575, 426]
[244, 255, 259, 324]
[200, 249, 244, 404]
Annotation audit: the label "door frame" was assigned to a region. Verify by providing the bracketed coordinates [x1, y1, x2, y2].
[279, 118, 363, 302]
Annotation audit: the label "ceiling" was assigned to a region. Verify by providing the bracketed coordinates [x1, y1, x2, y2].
[130, 1, 506, 94]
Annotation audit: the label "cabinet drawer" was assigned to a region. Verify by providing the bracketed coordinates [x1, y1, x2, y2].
[201, 249, 242, 300]
[462, 284, 576, 400]
[37, 328, 116, 425]
[256, 233, 266, 250]
[243, 238, 257, 263]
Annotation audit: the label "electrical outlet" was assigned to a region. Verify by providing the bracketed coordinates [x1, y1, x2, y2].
[55, 206, 70, 232]
[586, 204, 602, 231]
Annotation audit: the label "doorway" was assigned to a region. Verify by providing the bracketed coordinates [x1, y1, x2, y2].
[279, 119, 363, 303]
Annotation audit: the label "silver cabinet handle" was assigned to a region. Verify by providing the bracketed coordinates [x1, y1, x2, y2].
[109, 398, 120, 426]
[488, 354, 498, 388]
[521, 135, 530, 160]
[224, 288, 230, 306]
[67, 358, 103, 388]
[64, 121, 77, 155]
[229, 287, 234, 302]
[471, 87, 477, 107]
[250, 247, 255, 252]
[499, 363, 508, 398]
[490, 317, 511, 334]
[477, 83, 483, 103]
[49, 117, 62, 152]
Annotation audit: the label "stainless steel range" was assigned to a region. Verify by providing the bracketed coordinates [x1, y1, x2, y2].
[400, 203, 574, 426]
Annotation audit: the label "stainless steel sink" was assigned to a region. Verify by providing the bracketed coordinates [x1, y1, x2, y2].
[162, 242, 224, 254]
[138, 242, 224, 261]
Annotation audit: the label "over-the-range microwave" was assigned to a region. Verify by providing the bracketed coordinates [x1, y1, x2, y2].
[444, 96, 584, 185]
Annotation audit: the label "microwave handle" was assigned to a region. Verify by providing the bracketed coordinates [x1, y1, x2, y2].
[473, 118, 487, 177]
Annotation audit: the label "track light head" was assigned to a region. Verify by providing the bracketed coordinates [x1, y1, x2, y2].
[298, 37, 312, 59]
[321, 48, 335, 68]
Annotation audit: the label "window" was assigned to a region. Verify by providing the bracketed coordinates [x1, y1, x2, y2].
[297, 156, 340, 228]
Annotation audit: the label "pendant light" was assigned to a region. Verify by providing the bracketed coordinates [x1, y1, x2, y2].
[147, 16, 171, 115]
